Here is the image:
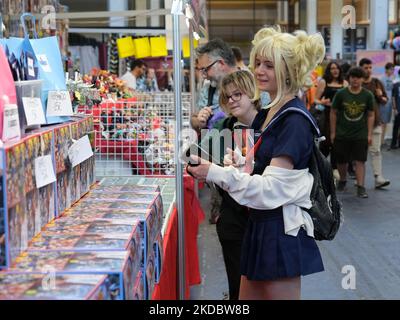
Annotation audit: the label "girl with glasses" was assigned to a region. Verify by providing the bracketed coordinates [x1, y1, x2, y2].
[210, 69, 265, 300]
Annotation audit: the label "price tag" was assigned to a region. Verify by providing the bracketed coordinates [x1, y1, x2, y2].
[36, 54, 52, 73]
[35, 155, 56, 189]
[22, 97, 46, 126]
[47, 91, 73, 116]
[2, 104, 21, 141]
[68, 135, 94, 168]
[27, 57, 36, 77]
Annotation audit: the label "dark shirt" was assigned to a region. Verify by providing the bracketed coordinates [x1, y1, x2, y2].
[362, 78, 387, 126]
[392, 82, 400, 112]
[250, 97, 316, 217]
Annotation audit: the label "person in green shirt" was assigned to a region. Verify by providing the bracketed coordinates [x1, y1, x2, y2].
[330, 67, 375, 198]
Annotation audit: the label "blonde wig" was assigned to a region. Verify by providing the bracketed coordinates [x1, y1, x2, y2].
[249, 26, 325, 110]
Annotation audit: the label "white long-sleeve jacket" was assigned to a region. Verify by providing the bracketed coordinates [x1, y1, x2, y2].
[206, 164, 315, 237]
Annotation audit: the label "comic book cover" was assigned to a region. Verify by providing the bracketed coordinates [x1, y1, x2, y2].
[54, 124, 70, 174]
[0, 273, 113, 300]
[6, 142, 24, 208]
[0, 273, 43, 299]
[25, 190, 40, 240]
[11, 250, 75, 272]
[93, 184, 160, 193]
[28, 232, 81, 251]
[145, 252, 156, 300]
[133, 270, 144, 300]
[24, 136, 39, 194]
[7, 202, 28, 265]
[56, 171, 68, 215]
[39, 184, 56, 227]
[72, 233, 131, 251]
[154, 232, 163, 284]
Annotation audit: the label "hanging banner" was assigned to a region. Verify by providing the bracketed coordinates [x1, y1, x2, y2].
[182, 37, 199, 58]
[356, 50, 394, 78]
[133, 37, 151, 59]
[116, 37, 136, 59]
[150, 37, 168, 57]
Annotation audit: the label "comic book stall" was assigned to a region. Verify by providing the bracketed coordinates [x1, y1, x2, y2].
[0, 7, 205, 300]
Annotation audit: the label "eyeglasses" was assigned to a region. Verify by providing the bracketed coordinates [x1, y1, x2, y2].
[197, 60, 220, 75]
[226, 92, 242, 102]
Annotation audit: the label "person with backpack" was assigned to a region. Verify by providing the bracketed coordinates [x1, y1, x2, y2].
[187, 26, 327, 300]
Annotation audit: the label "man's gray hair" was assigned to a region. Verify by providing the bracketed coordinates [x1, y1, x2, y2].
[196, 38, 236, 67]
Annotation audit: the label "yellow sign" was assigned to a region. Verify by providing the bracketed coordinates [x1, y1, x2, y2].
[116, 37, 135, 58]
[150, 36, 168, 57]
[134, 37, 151, 59]
[182, 37, 199, 58]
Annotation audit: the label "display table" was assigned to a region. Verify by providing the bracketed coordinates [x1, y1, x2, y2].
[152, 176, 205, 300]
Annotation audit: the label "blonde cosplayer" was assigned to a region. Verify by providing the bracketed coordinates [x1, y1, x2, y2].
[249, 26, 325, 111]
[219, 70, 262, 115]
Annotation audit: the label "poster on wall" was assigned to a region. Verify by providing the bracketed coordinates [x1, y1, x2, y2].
[356, 50, 394, 78]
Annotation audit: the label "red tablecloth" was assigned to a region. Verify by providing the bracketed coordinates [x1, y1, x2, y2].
[152, 176, 205, 300]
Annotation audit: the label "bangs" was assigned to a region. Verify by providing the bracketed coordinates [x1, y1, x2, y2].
[253, 38, 275, 65]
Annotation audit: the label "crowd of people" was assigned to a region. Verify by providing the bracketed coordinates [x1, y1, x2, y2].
[185, 26, 399, 300]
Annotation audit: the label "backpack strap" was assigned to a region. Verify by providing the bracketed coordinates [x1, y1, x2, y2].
[261, 106, 323, 143]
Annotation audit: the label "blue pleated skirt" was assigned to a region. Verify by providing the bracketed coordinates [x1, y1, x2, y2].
[240, 211, 324, 281]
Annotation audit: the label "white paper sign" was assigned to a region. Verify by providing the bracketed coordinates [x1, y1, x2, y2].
[2, 104, 21, 141]
[47, 91, 73, 116]
[36, 54, 52, 73]
[68, 135, 94, 168]
[35, 155, 56, 189]
[22, 97, 46, 126]
[27, 57, 35, 77]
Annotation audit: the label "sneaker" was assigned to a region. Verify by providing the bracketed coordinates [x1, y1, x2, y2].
[375, 177, 390, 189]
[337, 180, 347, 192]
[357, 185, 368, 198]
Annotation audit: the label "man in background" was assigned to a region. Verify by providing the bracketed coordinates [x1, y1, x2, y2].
[360, 58, 390, 189]
[121, 59, 146, 91]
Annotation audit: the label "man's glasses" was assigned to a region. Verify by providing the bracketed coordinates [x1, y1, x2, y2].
[197, 60, 220, 75]
[226, 92, 242, 102]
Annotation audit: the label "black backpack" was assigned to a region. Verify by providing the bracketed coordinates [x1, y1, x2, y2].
[305, 138, 343, 240]
[265, 107, 343, 241]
